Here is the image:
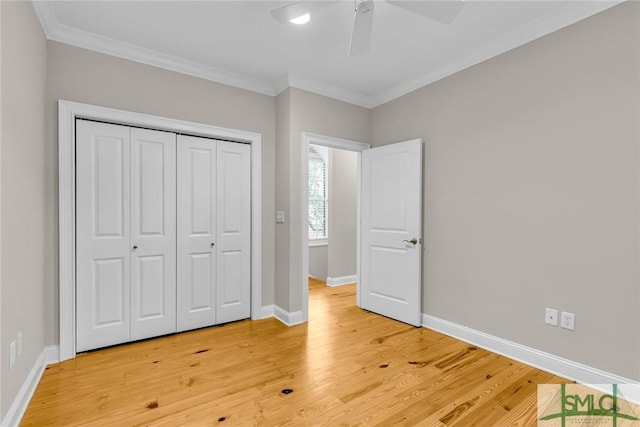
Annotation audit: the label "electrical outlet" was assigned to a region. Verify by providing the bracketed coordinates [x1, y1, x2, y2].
[17, 332, 23, 356]
[9, 340, 16, 368]
[561, 311, 575, 331]
[545, 308, 558, 326]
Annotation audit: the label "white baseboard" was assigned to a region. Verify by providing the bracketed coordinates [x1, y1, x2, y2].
[255, 304, 275, 320]
[422, 314, 639, 397]
[1, 349, 49, 427]
[44, 345, 60, 364]
[326, 274, 357, 287]
[274, 305, 304, 326]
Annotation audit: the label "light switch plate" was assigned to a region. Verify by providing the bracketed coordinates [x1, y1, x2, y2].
[276, 211, 285, 224]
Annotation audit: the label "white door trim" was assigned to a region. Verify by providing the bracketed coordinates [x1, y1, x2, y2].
[301, 132, 369, 322]
[59, 100, 262, 361]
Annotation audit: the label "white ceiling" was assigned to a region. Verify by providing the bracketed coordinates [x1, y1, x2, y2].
[33, 1, 621, 108]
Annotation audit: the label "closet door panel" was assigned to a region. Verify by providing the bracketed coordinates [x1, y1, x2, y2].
[216, 141, 251, 323]
[130, 128, 177, 341]
[76, 120, 131, 352]
[177, 135, 217, 331]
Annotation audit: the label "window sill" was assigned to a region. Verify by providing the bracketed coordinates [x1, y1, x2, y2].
[309, 239, 328, 247]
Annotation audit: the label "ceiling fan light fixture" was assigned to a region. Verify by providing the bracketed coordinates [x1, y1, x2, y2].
[289, 13, 310, 25]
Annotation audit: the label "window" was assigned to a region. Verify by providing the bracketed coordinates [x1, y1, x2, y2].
[308, 152, 327, 241]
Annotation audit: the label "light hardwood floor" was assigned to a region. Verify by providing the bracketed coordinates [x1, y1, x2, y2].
[22, 279, 567, 426]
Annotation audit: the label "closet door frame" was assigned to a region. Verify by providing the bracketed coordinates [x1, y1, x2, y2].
[58, 100, 263, 362]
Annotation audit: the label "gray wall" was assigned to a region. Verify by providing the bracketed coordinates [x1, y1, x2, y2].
[372, 2, 640, 380]
[275, 90, 291, 309]
[327, 149, 358, 279]
[276, 88, 370, 312]
[0, 1, 3, 412]
[45, 41, 277, 345]
[1, 2, 47, 418]
[308, 245, 327, 280]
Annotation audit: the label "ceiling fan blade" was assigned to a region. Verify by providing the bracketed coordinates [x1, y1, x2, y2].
[270, 1, 336, 24]
[349, 0, 375, 56]
[386, 0, 464, 24]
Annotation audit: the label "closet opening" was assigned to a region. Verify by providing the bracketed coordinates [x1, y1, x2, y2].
[59, 100, 263, 361]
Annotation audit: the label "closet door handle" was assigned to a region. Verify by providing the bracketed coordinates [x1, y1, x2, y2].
[132, 245, 138, 250]
[210, 243, 215, 247]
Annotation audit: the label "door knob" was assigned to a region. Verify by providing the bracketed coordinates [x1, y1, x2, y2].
[132, 245, 138, 250]
[210, 243, 215, 247]
[403, 238, 418, 245]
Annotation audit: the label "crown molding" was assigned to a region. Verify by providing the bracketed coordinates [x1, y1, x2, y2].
[369, 0, 624, 108]
[274, 74, 291, 96]
[33, 0, 623, 110]
[275, 73, 373, 108]
[31, 0, 58, 38]
[32, 2, 276, 97]
[287, 74, 373, 108]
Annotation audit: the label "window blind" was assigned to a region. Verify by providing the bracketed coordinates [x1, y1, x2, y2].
[308, 155, 327, 240]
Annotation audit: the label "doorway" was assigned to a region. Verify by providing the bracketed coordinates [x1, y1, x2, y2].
[300, 133, 370, 322]
[308, 144, 358, 284]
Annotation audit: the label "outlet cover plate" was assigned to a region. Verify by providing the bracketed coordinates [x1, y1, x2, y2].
[561, 311, 575, 330]
[545, 308, 558, 326]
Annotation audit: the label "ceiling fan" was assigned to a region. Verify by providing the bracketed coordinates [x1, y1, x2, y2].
[270, 1, 465, 56]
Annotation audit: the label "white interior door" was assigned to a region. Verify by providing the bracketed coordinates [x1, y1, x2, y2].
[176, 135, 217, 331]
[130, 128, 177, 341]
[216, 141, 251, 323]
[360, 139, 423, 326]
[76, 120, 131, 352]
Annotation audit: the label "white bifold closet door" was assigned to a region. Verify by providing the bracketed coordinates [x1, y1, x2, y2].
[76, 120, 177, 352]
[215, 140, 251, 323]
[76, 121, 132, 352]
[76, 121, 250, 352]
[176, 135, 216, 331]
[177, 136, 251, 331]
[129, 128, 177, 341]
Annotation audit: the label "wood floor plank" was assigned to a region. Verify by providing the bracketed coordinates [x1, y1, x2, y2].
[22, 281, 569, 426]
